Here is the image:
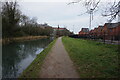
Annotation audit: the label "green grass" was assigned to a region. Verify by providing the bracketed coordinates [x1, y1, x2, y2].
[19, 39, 56, 78]
[62, 37, 119, 78]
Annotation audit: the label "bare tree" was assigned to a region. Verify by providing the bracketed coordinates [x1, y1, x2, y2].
[68, 0, 101, 30]
[2, 1, 21, 37]
[69, 0, 120, 22]
[20, 14, 29, 26]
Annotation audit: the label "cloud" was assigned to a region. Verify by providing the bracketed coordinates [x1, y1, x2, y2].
[18, 1, 118, 34]
[48, 16, 89, 24]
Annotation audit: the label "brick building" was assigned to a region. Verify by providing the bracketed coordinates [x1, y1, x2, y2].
[89, 22, 120, 40]
[102, 22, 119, 40]
[79, 28, 89, 36]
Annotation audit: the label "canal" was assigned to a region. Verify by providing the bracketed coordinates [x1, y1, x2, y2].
[2, 38, 53, 78]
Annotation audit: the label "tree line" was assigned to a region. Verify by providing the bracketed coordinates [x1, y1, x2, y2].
[1, 1, 53, 38]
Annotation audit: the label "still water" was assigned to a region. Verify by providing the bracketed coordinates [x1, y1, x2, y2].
[2, 38, 53, 78]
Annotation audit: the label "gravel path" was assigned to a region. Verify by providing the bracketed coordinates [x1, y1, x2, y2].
[39, 37, 79, 78]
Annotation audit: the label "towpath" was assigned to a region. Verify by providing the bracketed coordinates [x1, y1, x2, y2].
[39, 37, 79, 78]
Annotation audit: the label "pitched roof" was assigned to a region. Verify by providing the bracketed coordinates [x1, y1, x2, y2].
[81, 28, 89, 32]
[99, 26, 103, 27]
[104, 22, 120, 28]
[98, 25, 104, 28]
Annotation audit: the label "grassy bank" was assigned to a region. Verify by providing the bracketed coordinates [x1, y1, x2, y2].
[62, 37, 119, 78]
[2, 36, 48, 44]
[19, 39, 56, 78]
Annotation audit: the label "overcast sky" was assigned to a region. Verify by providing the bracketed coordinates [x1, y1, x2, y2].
[17, 0, 119, 34]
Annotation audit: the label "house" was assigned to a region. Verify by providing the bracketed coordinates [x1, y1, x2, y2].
[112, 23, 120, 40]
[102, 22, 119, 40]
[96, 26, 104, 37]
[52, 25, 70, 37]
[93, 28, 98, 35]
[89, 26, 104, 39]
[78, 28, 89, 36]
[80, 22, 120, 40]
[89, 29, 94, 35]
[89, 28, 99, 39]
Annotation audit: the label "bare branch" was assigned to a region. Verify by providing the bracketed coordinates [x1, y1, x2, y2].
[102, 1, 120, 17]
[67, 0, 82, 5]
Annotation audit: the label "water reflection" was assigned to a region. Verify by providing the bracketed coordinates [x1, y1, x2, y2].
[2, 38, 52, 78]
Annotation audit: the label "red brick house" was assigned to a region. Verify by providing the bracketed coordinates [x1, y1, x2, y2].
[88, 28, 98, 38]
[96, 26, 104, 38]
[79, 22, 120, 40]
[89, 29, 94, 35]
[112, 23, 120, 40]
[93, 28, 98, 36]
[79, 28, 89, 36]
[102, 22, 119, 40]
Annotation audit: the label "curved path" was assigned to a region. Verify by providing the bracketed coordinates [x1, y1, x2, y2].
[39, 37, 79, 78]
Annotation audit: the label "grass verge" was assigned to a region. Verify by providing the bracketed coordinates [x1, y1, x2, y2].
[62, 37, 119, 78]
[19, 38, 56, 78]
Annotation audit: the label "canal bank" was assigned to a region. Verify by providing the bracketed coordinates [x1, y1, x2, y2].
[19, 39, 56, 78]
[2, 36, 48, 45]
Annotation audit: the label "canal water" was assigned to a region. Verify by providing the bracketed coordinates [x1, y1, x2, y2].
[2, 38, 53, 78]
